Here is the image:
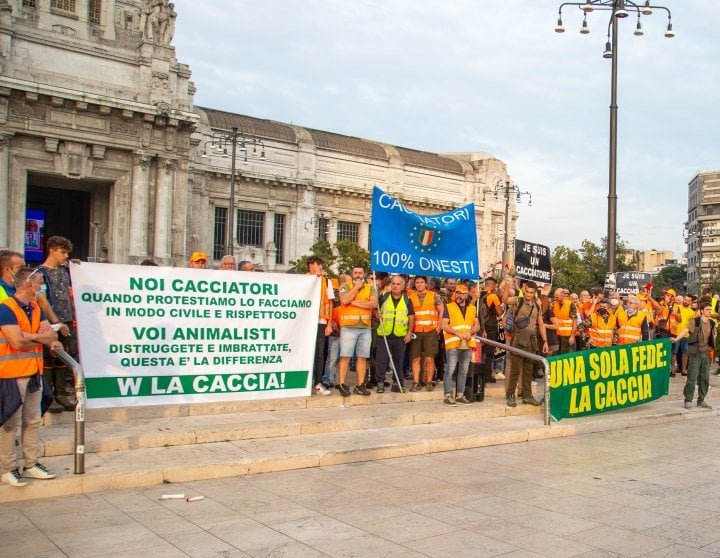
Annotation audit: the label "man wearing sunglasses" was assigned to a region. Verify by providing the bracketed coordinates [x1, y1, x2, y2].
[1, 267, 62, 487]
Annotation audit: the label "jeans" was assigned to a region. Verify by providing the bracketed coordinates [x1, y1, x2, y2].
[684, 351, 710, 403]
[375, 336, 406, 385]
[444, 349, 471, 397]
[322, 336, 340, 387]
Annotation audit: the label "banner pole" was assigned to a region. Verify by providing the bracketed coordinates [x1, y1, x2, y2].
[373, 270, 405, 393]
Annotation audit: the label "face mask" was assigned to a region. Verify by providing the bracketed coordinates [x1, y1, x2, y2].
[610, 299, 619, 307]
[37, 284, 47, 296]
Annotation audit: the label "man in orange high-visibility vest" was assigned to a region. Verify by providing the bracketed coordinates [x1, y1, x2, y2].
[552, 288, 577, 354]
[1, 267, 62, 487]
[337, 266, 378, 397]
[441, 284, 480, 406]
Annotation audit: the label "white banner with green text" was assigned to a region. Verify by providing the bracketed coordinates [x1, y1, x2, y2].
[70, 262, 319, 408]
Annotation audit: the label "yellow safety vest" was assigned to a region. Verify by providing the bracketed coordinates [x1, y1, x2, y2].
[617, 313, 644, 344]
[444, 303, 477, 350]
[376, 294, 410, 337]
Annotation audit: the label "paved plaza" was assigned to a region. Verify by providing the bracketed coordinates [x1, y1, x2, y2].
[2, 415, 720, 558]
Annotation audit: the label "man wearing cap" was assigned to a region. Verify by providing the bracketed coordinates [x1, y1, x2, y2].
[552, 288, 577, 354]
[655, 289, 676, 340]
[188, 252, 208, 269]
[675, 295, 696, 375]
[440, 284, 480, 406]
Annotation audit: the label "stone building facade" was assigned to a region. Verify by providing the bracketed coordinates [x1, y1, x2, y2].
[0, 0, 518, 274]
[686, 170, 720, 293]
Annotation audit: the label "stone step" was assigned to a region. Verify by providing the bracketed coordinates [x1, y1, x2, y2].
[42, 382, 510, 425]
[1, 396, 715, 503]
[39, 394, 540, 457]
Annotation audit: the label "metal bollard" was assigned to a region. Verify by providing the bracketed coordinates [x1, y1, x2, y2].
[52, 349, 86, 474]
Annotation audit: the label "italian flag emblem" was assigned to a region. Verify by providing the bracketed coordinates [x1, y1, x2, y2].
[418, 229, 435, 246]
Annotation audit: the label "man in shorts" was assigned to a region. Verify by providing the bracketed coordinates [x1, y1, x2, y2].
[408, 275, 443, 391]
[337, 266, 377, 396]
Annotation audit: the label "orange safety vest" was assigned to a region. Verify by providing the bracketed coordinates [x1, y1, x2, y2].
[409, 290, 439, 333]
[0, 298, 44, 379]
[308, 274, 331, 322]
[617, 312, 644, 344]
[553, 300, 574, 337]
[589, 312, 616, 347]
[443, 302, 477, 350]
[338, 281, 373, 327]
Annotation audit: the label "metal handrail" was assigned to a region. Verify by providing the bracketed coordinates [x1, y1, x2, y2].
[476, 336, 551, 426]
[51, 348, 86, 474]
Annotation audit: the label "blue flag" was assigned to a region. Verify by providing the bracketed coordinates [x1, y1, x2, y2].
[370, 186, 479, 278]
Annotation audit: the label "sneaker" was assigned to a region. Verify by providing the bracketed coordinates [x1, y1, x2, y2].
[376, 384, 385, 393]
[2, 469, 28, 487]
[23, 464, 56, 480]
[353, 385, 371, 396]
[522, 396, 542, 406]
[507, 395, 517, 407]
[338, 383, 351, 397]
[410, 382, 422, 392]
[314, 383, 331, 396]
[391, 384, 402, 393]
[495, 372, 506, 380]
[426, 383, 434, 392]
[684, 401, 692, 409]
[698, 401, 713, 409]
[456, 395, 473, 405]
[443, 395, 457, 406]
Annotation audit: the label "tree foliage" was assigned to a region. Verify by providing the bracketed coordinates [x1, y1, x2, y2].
[650, 264, 687, 297]
[289, 240, 335, 274]
[290, 239, 370, 276]
[335, 240, 370, 275]
[551, 235, 637, 292]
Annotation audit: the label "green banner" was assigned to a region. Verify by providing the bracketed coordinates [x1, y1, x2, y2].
[86, 371, 309, 399]
[549, 339, 671, 421]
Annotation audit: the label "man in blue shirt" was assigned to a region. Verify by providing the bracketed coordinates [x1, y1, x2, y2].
[0, 251, 24, 302]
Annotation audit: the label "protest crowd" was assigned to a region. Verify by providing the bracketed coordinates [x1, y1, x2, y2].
[1, 237, 717, 488]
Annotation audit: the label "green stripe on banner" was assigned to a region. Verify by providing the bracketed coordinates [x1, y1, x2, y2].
[548, 339, 671, 421]
[86, 370, 309, 399]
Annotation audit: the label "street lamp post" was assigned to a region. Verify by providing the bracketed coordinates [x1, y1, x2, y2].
[484, 179, 532, 266]
[202, 127, 267, 257]
[554, 0, 674, 274]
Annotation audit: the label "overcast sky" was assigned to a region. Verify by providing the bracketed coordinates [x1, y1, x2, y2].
[173, 1, 719, 257]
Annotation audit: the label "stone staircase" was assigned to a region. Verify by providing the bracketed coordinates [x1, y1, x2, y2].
[0, 376, 715, 503]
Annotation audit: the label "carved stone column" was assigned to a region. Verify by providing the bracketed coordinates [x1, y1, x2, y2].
[0, 134, 11, 247]
[154, 157, 175, 261]
[129, 150, 151, 259]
